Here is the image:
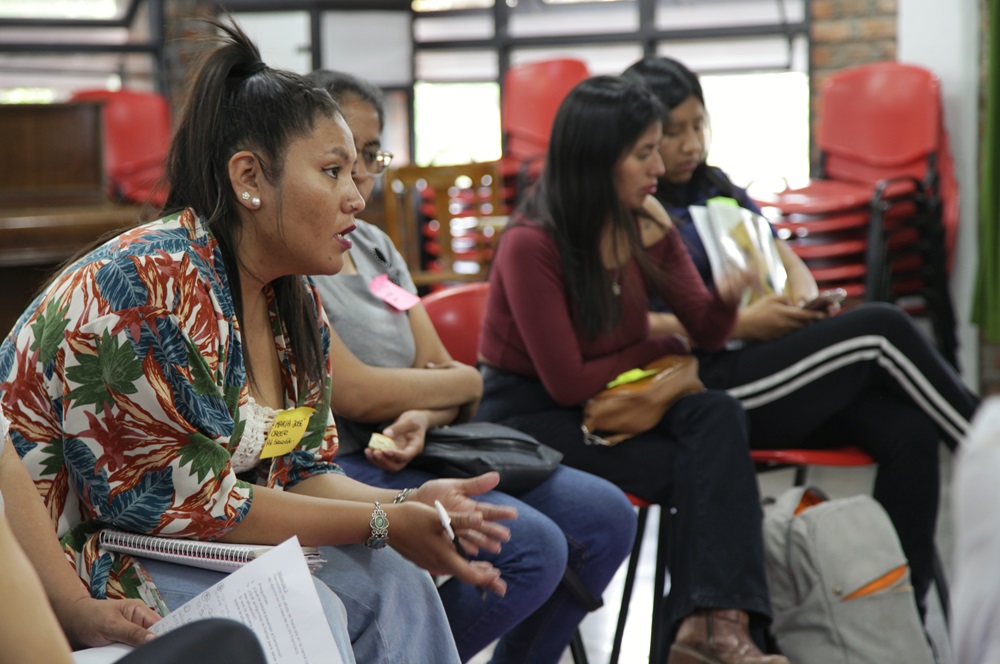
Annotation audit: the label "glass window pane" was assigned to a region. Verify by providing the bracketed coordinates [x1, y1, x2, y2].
[235, 12, 311, 74]
[510, 1, 638, 37]
[655, 0, 805, 30]
[0, 51, 154, 102]
[413, 82, 501, 166]
[323, 11, 412, 86]
[0, 0, 125, 19]
[656, 36, 799, 72]
[414, 14, 494, 42]
[699, 71, 810, 194]
[383, 90, 412, 166]
[511, 43, 642, 76]
[413, 0, 493, 11]
[415, 49, 498, 81]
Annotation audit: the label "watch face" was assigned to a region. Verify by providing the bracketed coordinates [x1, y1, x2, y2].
[367, 535, 389, 550]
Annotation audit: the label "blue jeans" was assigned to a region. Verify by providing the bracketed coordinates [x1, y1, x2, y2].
[336, 453, 637, 664]
[138, 543, 461, 664]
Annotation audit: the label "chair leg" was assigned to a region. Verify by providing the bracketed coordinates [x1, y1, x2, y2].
[649, 506, 671, 664]
[609, 506, 648, 664]
[570, 629, 589, 664]
[793, 465, 809, 487]
[932, 546, 950, 628]
[561, 568, 599, 664]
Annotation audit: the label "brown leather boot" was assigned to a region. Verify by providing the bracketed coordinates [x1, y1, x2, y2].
[666, 609, 790, 664]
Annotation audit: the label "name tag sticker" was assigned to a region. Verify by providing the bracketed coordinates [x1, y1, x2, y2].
[260, 406, 317, 459]
[369, 273, 420, 311]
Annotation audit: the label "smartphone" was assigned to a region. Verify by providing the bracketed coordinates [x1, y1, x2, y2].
[802, 288, 847, 311]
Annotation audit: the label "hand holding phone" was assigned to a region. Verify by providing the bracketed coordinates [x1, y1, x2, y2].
[802, 288, 847, 312]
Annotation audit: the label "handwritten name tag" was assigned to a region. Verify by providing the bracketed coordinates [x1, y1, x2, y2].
[260, 406, 317, 459]
[369, 273, 420, 311]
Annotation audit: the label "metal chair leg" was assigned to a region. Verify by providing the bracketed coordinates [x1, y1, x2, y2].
[649, 506, 671, 663]
[569, 629, 589, 664]
[932, 547, 950, 628]
[609, 505, 649, 664]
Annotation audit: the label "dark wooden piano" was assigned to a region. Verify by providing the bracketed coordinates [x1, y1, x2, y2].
[0, 102, 143, 336]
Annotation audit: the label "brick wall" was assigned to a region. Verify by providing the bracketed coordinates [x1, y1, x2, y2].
[809, 0, 899, 168]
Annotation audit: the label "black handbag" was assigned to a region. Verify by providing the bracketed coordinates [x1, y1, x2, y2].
[409, 422, 564, 494]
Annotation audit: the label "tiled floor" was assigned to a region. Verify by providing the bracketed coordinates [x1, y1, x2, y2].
[471, 449, 955, 664]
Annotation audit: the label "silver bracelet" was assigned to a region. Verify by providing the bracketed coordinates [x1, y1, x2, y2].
[393, 487, 416, 504]
[366, 502, 389, 550]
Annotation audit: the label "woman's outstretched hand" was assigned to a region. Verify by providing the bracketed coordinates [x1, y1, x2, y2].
[388, 474, 516, 597]
[411, 472, 517, 556]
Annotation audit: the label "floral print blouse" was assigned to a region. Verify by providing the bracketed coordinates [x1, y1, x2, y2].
[0, 209, 341, 612]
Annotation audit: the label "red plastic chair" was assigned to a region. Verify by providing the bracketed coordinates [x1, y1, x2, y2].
[500, 59, 590, 206]
[419, 282, 490, 365]
[751, 446, 951, 625]
[70, 88, 171, 208]
[755, 61, 957, 366]
[421, 280, 668, 664]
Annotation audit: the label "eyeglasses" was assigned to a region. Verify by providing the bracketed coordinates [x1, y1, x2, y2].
[361, 148, 393, 175]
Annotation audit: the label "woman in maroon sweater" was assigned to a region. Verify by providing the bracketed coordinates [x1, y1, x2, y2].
[475, 76, 787, 664]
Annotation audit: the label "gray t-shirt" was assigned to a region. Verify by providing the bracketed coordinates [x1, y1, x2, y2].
[312, 220, 419, 454]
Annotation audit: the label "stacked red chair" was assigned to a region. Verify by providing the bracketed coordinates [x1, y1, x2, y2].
[69, 88, 172, 210]
[500, 58, 590, 209]
[754, 61, 959, 367]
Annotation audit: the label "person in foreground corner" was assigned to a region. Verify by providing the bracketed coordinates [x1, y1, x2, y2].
[473, 74, 789, 664]
[305, 68, 637, 664]
[623, 54, 979, 619]
[952, 397, 1000, 664]
[0, 401, 269, 664]
[0, 19, 516, 664]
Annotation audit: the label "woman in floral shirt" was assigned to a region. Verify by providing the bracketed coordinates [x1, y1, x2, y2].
[0, 21, 513, 664]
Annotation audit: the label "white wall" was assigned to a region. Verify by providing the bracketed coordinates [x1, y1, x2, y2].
[898, 0, 981, 387]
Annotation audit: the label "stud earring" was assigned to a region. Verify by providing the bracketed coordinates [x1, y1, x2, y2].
[241, 191, 250, 201]
[251, 197, 261, 208]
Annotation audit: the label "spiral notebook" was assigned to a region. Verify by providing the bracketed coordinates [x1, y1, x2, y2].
[99, 529, 325, 574]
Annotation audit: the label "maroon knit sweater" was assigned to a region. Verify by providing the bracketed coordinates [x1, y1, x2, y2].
[479, 220, 737, 406]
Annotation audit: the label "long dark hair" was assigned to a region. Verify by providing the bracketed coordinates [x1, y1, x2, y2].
[516, 75, 664, 338]
[623, 56, 741, 209]
[162, 19, 341, 391]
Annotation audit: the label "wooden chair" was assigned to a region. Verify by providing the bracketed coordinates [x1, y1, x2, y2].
[382, 161, 504, 287]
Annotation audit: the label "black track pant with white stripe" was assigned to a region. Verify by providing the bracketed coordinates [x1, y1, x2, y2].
[698, 301, 979, 606]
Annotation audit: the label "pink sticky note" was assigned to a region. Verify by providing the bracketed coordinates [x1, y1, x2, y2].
[369, 273, 420, 311]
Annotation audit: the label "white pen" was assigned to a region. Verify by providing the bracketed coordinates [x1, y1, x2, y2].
[434, 499, 462, 553]
[435, 500, 487, 600]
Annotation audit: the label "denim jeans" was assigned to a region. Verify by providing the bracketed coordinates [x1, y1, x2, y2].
[139, 542, 461, 664]
[336, 453, 637, 664]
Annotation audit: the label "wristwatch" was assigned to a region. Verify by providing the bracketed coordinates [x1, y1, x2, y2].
[366, 501, 389, 550]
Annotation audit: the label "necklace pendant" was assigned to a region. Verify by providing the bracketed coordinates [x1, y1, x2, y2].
[612, 282, 621, 296]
